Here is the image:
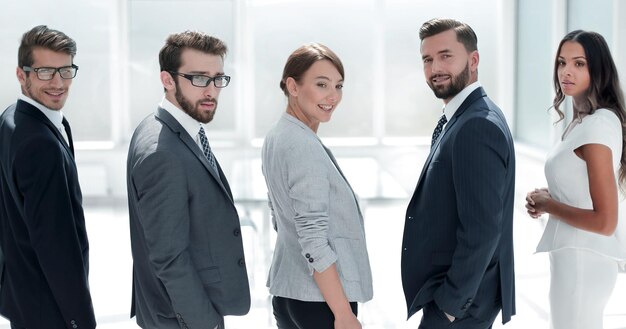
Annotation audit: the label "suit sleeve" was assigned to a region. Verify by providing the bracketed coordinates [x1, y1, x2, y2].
[433, 117, 510, 318]
[131, 151, 220, 328]
[283, 140, 337, 275]
[15, 138, 96, 329]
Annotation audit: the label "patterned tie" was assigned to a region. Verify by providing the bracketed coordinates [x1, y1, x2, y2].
[430, 114, 448, 148]
[198, 126, 218, 173]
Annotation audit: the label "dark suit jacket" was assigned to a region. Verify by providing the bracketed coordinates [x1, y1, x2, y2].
[401, 87, 516, 323]
[126, 107, 250, 329]
[0, 100, 96, 329]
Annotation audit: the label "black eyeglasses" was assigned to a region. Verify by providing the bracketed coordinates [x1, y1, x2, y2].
[170, 72, 231, 88]
[22, 64, 79, 80]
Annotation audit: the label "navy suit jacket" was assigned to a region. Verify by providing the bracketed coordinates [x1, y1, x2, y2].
[401, 87, 516, 323]
[0, 100, 96, 329]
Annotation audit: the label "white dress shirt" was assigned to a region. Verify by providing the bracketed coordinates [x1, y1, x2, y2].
[442, 81, 482, 129]
[18, 94, 69, 145]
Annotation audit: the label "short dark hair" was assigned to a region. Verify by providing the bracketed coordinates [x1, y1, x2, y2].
[18, 25, 76, 68]
[159, 31, 227, 72]
[280, 43, 344, 97]
[419, 18, 478, 52]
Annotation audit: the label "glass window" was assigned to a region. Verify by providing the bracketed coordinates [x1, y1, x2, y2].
[515, 0, 556, 148]
[568, 0, 612, 40]
[250, 0, 376, 139]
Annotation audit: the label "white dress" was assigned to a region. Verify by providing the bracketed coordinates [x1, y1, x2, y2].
[536, 108, 626, 329]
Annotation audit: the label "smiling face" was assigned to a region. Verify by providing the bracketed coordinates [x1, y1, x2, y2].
[161, 48, 225, 124]
[286, 59, 343, 131]
[16, 47, 74, 111]
[557, 41, 590, 102]
[420, 29, 478, 103]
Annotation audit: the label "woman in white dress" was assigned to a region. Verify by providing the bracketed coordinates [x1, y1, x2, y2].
[526, 30, 626, 329]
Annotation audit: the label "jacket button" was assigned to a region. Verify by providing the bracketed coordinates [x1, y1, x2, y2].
[71, 320, 76, 324]
[408, 216, 413, 220]
[305, 253, 310, 258]
[308, 258, 314, 263]
[233, 228, 241, 236]
[238, 258, 245, 266]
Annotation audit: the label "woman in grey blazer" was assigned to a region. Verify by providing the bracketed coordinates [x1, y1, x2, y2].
[261, 43, 373, 329]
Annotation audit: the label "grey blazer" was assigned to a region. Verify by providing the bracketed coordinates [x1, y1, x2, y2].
[261, 113, 373, 303]
[126, 107, 250, 329]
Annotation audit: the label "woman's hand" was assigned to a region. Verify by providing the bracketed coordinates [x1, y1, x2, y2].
[526, 187, 551, 218]
[334, 312, 362, 329]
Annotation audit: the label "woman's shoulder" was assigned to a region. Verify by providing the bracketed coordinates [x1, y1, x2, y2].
[582, 108, 621, 131]
[590, 108, 621, 123]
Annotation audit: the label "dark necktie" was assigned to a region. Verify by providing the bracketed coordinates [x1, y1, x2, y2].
[198, 126, 218, 173]
[61, 117, 75, 156]
[430, 114, 447, 148]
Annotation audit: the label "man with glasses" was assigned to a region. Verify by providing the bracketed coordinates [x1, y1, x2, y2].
[0, 25, 96, 329]
[126, 31, 250, 329]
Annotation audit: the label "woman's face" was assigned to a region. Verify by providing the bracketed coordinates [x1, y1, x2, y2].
[557, 41, 591, 101]
[289, 60, 343, 129]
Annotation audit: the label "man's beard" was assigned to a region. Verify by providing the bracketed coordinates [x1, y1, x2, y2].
[428, 63, 470, 100]
[175, 85, 217, 124]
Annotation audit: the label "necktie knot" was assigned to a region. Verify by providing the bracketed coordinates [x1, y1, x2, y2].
[430, 114, 448, 147]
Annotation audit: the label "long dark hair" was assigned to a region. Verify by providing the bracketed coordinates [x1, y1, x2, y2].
[552, 30, 626, 189]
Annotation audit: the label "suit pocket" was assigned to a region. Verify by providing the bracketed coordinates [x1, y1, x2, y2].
[333, 238, 366, 282]
[199, 266, 222, 284]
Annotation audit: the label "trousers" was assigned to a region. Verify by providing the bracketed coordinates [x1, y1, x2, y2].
[549, 248, 618, 329]
[272, 296, 358, 329]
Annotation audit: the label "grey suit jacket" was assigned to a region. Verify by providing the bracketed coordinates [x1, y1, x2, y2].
[127, 107, 250, 329]
[261, 113, 373, 303]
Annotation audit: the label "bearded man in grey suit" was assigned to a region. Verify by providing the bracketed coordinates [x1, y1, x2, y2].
[126, 31, 250, 329]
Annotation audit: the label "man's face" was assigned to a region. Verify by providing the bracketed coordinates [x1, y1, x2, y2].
[17, 47, 74, 111]
[165, 48, 225, 124]
[420, 29, 477, 103]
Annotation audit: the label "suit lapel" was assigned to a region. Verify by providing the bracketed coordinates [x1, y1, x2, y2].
[322, 145, 363, 219]
[155, 107, 233, 203]
[411, 87, 487, 198]
[16, 100, 74, 158]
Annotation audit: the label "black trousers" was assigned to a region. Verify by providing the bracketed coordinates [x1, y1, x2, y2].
[418, 301, 499, 329]
[272, 296, 358, 329]
[11, 324, 26, 329]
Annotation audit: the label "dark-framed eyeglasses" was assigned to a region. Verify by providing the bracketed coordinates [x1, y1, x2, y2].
[170, 72, 231, 88]
[22, 64, 79, 80]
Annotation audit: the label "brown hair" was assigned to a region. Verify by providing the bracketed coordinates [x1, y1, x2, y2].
[18, 25, 76, 68]
[159, 31, 227, 72]
[419, 18, 478, 52]
[280, 43, 344, 96]
[551, 30, 626, 189]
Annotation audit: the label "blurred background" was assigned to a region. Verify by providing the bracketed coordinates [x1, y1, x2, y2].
[1, 0, 625, 328]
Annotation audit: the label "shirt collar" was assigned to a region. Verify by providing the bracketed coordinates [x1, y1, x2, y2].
[443, 81, 481, 120]
[18, 93, 64, 128]
[159, 96, 207, 140]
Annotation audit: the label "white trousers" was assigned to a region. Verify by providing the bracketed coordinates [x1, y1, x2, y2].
[549, 248, 618, 329]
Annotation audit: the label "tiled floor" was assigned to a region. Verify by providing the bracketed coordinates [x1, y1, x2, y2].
[1, 153, 625, 328]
